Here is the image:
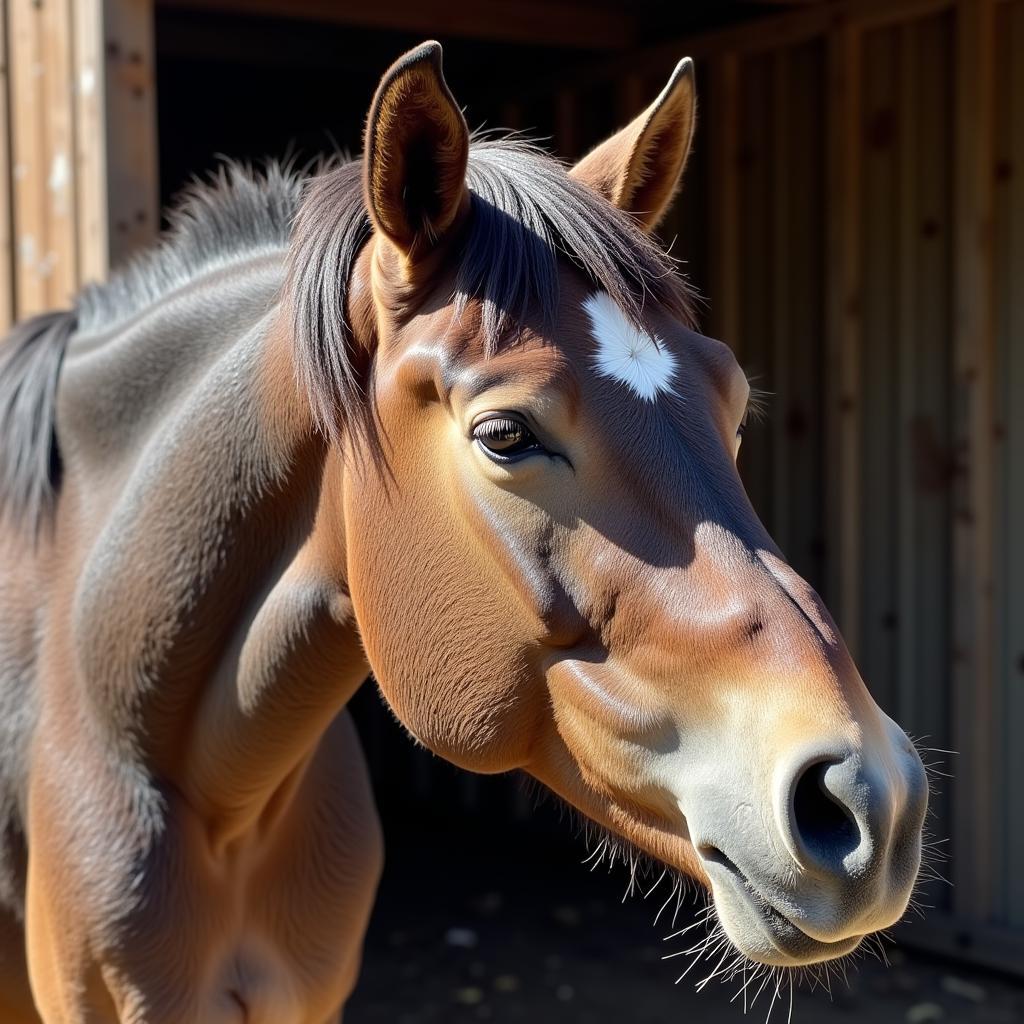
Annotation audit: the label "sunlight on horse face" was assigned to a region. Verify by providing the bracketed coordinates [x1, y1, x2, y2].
[335, 43, 928, 970]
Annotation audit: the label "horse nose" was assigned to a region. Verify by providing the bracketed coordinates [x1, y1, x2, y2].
[776, 740, 927, 882]
[783, 754, 871, 875]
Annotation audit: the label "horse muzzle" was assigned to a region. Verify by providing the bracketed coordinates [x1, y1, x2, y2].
[685, 718, 929, 966]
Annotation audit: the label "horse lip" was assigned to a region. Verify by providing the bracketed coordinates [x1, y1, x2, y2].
[700, 846, 862, 961]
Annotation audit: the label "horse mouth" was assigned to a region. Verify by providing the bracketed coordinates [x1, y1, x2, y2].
[699, 846, 864, 966]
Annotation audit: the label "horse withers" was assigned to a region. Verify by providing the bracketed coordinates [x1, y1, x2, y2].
[0, 41, 928, 1023]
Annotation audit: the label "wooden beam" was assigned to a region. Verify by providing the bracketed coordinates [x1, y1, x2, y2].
[0, 6, 13, 329]
[9, 0, 64, 315]
[4, 0, 157, 321]
[72, 0, 109, 284]
[897, 22, 918, 729]
[824, 24, 862, 649]
[950, 0, 997, 922]
[156, 0, 638, 51]
[102, 0, 159, 270]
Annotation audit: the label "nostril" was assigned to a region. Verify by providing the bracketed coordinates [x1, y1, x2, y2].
[791, 760, 860, 867]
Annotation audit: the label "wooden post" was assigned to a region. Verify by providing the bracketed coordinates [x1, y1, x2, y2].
[9, 0, 59, 315]
[771, 49, 791, 553]
[73, 0, 109, 284]
[951, 0, 997, 921]
[0, 7, 13, 330]
[825, 24, 863, 650]
[4, 0, 157, 323]
[897, 22, 918, 730]
[102, 0, 159, 269]
[709, 54, 740, 347]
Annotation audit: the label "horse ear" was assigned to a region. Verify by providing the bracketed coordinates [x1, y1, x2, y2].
[570, 58, 696, 233]
[364, 41, 470, 257]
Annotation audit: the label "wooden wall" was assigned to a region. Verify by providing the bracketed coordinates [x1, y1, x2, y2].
[595, 0, 1020, 973]
[0, 0, 158, 329]
[360, 0, 1023, 973]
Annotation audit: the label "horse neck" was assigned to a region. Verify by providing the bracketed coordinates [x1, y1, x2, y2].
[153, 316, 371, 844]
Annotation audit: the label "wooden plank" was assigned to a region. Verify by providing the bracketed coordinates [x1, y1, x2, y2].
[157, 0, 638, 51]
[103, 0, 159, 269]
[771, 49, 792, 557]
[896, 23, 919, 724]
[737, 53, 775, 526]
[780, 40, 826, 586]
[42, 0, 79, 307]
[897, 11, 955, 891]
[950, 0, 997, 922]
[6, 0, 156, 312]
[859, 26, 902, 713]
[708, 54, 740, 348]
[7, 0, 80, 312]
[0, 3, 13, 328]
[824, 25, 862, 650]
[1005, 0, 1024, 931]
[9, 0, 53, 316]
[993, 0, 1024, 929]
[72, 0, 109, 285]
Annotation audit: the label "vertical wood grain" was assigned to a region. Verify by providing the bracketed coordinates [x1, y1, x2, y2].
[951, 0, 997, 920]
[771, 49, 792, 556]
[993, 0, 1024, 928]
[72, 0, 108, 284]
[102, 0, 158, 269]
[0, 2, 13, 328]
[709, 55, 740, 349]
[825, 25, 863, 649]
[9, 0, 53, 315]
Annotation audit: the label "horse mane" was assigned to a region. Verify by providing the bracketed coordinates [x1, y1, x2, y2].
[287, 136, 697, 449]
[77, 161, 307, 335]
[0, 310, 76, 534]
[0, 162, 307, 536]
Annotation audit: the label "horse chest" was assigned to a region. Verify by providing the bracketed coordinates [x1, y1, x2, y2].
[28, 710, 380, 1023]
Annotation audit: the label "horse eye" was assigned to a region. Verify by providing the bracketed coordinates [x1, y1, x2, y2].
[472, 416, 544, 460]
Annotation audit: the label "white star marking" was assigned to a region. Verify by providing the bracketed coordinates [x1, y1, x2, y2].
[583, 292, 677, 401]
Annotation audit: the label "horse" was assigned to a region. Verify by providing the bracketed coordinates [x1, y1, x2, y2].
[0, 40, 929, 1023]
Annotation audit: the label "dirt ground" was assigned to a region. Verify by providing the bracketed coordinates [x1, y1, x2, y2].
[347, 821, 1024, 1024]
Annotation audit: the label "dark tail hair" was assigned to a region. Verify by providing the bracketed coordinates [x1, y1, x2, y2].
[0, 310, 76, 535]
